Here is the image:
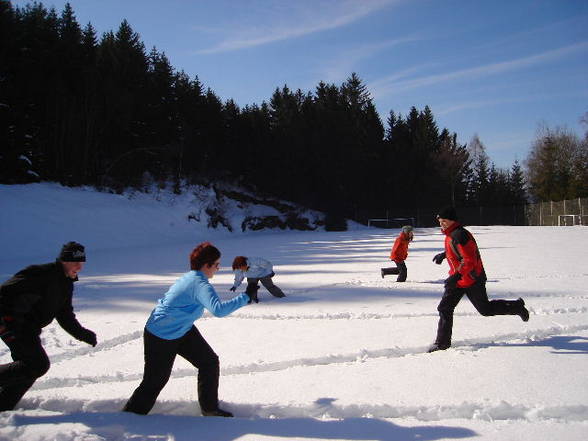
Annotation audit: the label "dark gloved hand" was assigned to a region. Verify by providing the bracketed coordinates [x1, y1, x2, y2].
[229, 286, 236, 292]
[0, 316, 17, 343]
[444, 273, 461, 289]
[432, 252, 446, 265]
[79, 328, 97, 347]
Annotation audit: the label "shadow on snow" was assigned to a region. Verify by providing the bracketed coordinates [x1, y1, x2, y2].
[13, 411, 477, 441]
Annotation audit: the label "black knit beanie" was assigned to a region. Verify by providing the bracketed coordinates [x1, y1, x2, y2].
[437, 206, 458, 221]
[58, 241, 86, 262]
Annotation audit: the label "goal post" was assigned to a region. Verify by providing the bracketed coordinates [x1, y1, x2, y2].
[367, 217, 416, 228]
[557, 214, 582, 226]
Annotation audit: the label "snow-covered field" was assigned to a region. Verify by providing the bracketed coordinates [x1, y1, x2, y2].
[1, 183, 587, 441]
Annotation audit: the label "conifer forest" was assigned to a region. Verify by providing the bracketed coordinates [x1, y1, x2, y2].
[1, 1, 586, 222]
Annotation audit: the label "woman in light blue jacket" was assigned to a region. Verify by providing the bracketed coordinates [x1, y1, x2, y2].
[123, 242, 251, 417]
[230, 256, 285, 303]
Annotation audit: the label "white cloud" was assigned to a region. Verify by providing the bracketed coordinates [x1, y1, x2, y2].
[320, 36, 421, 84]
[436, 97, 530, 116]
[371, 41, 588, 97]
[368, 62, 438, 98]
[436, 89, 588, 116]
[194, 0, 398, 54]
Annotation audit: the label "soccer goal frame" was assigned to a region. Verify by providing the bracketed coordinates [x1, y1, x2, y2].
[557, 214, 582, 226]
[367, 217, 416, 228]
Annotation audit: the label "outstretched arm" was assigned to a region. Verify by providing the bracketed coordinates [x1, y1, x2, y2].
[196, 283, 249, 317]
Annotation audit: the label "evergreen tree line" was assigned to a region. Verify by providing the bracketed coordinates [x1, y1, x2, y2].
[3, 1, 580, 222]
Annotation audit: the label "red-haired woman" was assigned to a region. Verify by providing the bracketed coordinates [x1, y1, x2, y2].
[123, 242, 251, 417]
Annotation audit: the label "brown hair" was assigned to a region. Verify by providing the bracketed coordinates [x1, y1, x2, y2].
[190, 242, 221, 270]
[232, 256, 248, 271]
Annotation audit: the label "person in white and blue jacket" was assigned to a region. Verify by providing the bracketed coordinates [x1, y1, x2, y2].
[230, 256, 285, 303]
[123, 242, 252, 417]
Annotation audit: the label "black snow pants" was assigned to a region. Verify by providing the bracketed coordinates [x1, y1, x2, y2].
[0, 332, 50, 411]
[123, 326, 219, 415]
[246, 272, 285, 300]
[434, 281, 523, 347]
[381, 261, 407, 282]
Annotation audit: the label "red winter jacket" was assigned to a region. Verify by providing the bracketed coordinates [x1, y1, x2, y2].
[443, 222, 486, 288]
[390, 232, 410, 262]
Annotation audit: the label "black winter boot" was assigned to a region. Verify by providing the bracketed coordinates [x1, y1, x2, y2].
[202, 408, 233, 417]
[427, 342, 451, 353]
[517, 298, 530, 322]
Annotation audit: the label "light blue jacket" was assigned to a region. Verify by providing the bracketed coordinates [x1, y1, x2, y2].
[231, 257, 274, 289]
[146, 270, 248, 340]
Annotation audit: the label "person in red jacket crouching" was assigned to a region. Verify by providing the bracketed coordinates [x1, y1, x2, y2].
[381, 225, 414, 282]
[427, 207, 530, 353]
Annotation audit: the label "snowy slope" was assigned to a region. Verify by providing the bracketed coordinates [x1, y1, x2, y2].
[1, 183, 587, 441]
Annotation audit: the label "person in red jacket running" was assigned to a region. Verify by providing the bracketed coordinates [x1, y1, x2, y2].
[427, 207, 530, 353]
[381, 225, 414, 282]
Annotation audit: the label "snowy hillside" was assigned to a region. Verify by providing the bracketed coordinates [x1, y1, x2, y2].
[0, 183, 324, 260]
[1, 183, 587, 441]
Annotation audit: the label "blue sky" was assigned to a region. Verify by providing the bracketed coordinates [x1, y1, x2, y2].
[13, 0, 588, 168]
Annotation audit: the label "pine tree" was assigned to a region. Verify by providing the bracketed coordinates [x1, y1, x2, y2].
[421, 105, 439, 153]
[76, 22, 100, 184]
[509, 160, 527, 205]
[398, 106, 443, 206]
[473, 154, 490, 205]
[96, 20, 149, 188]
[468, 134, 490, 205]
[145, 48, 176, 150]
[435, 129, 471, 206]
[197, 88, 224, 175]
[488, 164, 510, 205]
[338, 73, 384, 208]
[173, 72, 207, 184]
[385, 111, 397, 142]
[0, 0, 20, 183]
[52, 2, 86, 184]
[8, 2, 61, 182]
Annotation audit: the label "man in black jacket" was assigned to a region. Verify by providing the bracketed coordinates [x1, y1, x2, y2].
[0, 242, 97, 411]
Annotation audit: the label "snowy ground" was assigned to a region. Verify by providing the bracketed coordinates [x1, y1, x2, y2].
[1, 184, 587, 441]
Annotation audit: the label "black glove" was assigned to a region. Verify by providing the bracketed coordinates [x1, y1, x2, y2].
[444, 273, 461, 289]
[229, 286, 236, 292]
[432, 252, 446, 265]
[0, 316, 17, 343]
[79, 328, 97, 347]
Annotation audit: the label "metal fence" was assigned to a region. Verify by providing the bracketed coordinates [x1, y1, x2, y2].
[358, 197, 588, 228]
[525, 197, 588, 226]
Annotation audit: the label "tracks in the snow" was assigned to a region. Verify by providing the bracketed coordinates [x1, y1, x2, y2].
[32, 322, 588, 391]
[19, 395, 588, 424]
[29, 301, 588, 367]
[228, 305, 588, 321]
[20, 286, 588, 426]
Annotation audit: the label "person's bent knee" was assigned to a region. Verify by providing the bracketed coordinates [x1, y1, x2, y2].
[201, 353, 219, 372]
[472, 302, 493, 316]
[437, 305, 454, 315]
